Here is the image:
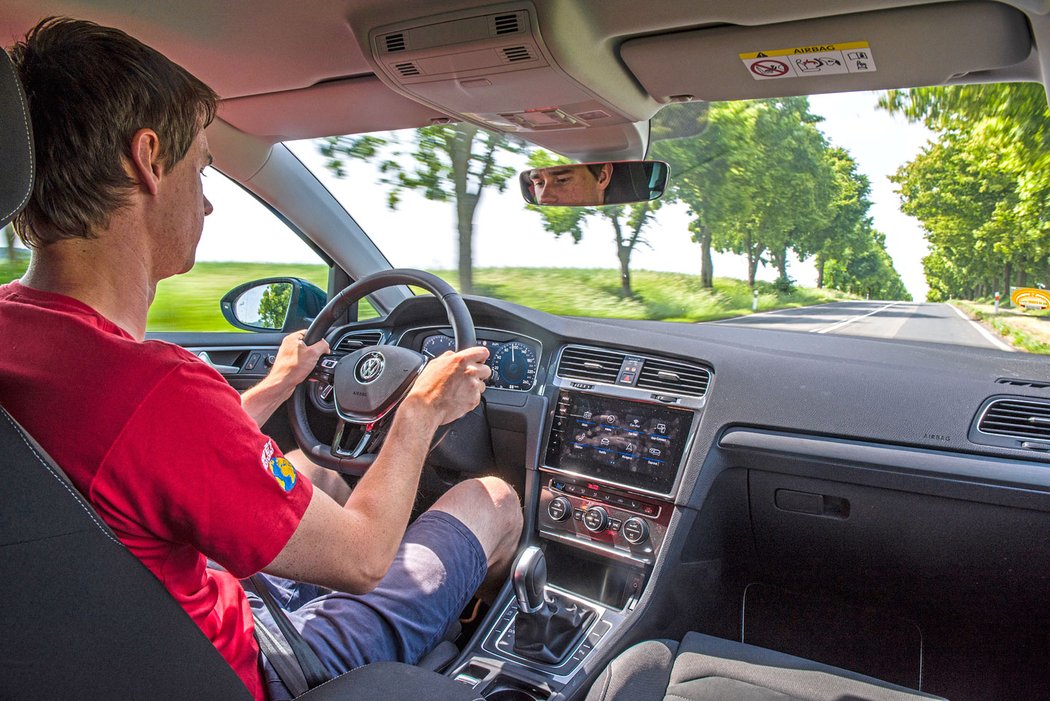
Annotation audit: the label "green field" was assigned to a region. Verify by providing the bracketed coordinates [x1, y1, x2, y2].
[1, 258, 855, 331]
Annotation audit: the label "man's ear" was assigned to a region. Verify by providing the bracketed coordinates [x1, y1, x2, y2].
[128, 128, 163, 196]
[597, 163, 613, 189]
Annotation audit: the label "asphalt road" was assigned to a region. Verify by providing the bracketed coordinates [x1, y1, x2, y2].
[713, 301, 1014, 351]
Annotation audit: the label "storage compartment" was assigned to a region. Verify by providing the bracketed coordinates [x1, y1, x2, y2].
[748, 469, 1050, 610]
[543, 540, 646, 609]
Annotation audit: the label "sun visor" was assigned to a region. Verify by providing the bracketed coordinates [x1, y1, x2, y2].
[621, 1, 1033, 103]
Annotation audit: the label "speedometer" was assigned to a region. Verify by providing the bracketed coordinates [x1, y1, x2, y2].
[491, 341, 538, 391]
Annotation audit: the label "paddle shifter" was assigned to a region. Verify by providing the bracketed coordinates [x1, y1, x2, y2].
[511, 546, 594, 664]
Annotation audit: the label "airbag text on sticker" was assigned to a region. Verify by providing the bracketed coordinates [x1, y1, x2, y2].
[739, 42, 877, 81]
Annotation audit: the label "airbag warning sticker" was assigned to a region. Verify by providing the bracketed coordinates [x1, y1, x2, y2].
[740, 42, 876, 80]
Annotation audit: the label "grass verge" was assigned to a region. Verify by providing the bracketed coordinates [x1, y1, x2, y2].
[2, 260, 856, 332]
[952, 299, 1050, 355]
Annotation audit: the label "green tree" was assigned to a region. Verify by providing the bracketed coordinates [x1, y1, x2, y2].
[881, 84, 1050, 298]
[526, 150, 660, 298]
[823, 228, 911, 300]
[258, 283, 291, 329]
[320, 124, 524, 294]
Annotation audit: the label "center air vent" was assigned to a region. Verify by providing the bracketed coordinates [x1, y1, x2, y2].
[637, 358, 710, 398]
[557, 347, 624, 384]
[335, 331, 383, 354]
[978, 399, 1050, 442]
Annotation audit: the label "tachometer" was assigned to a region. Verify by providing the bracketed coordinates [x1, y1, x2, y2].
[421, 333, 455, 358]
[491, 341, 538, 391]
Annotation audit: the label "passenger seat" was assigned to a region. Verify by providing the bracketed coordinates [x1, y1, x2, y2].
[586, 632, 946, 701]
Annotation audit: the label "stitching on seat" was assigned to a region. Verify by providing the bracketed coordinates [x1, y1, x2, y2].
[1, 53, 34, 221]
[1, 409, 121, 546]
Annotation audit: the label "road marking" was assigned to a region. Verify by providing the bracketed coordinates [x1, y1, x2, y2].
[809, 301, 901, 334]
[947, 304, 1014, 352]
[712, 302, 838, 324]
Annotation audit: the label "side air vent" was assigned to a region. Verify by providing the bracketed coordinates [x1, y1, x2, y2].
[493, 13, 522, 35]
[997, 377, 1050, 390]
[335, 331, 383, 354]
[384, 33, 406, 52]
[502, 45, 533, 63]
[394, 62, 421, 77]
[557, 347, 624, 384]
[636, 358, 710, 398]
[978, 398, 1050, 442]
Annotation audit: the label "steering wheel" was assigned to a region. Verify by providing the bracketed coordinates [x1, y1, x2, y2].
[289, 269, 476, 475]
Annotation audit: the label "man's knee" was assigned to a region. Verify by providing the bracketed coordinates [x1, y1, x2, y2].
[431, 476, 522, 561]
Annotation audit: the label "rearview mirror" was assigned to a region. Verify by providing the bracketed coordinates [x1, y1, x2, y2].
[520, 160, 669, 207]
[220, 277, 327, 333]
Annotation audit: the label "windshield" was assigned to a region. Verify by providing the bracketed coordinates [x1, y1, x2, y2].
[285, 85, 1048, 354]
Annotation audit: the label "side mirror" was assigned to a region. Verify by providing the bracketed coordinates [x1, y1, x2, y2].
[220, 277, 327, 333]
[520, 160, 669, 207]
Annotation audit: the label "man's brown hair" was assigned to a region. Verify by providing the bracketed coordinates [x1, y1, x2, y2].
[9, 17, 218, 247]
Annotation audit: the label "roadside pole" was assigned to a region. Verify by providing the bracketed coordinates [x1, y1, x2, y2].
[994, 291, 1000, 315]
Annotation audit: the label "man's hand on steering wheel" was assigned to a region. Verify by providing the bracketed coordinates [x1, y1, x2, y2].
[401, 346, 492, 428]
[271, 331, 331, 388]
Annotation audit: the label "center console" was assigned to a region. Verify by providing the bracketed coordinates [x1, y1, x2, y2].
[451, 347, 709, 700]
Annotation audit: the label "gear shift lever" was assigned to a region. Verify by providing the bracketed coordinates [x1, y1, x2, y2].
[513, 545, 547, 613]
[510, 546, 594, 664]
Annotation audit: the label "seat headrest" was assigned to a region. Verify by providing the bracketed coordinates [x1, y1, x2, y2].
[0, 48, 34, 229]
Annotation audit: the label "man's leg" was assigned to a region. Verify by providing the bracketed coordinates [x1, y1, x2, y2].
[427, 476, 523, 601]
[286, 448, 352, 505]
[250, 476, 520, 700]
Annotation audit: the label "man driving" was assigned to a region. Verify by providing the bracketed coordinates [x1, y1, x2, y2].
[0, 17, 522, 701]
[529, 162, 614, 205]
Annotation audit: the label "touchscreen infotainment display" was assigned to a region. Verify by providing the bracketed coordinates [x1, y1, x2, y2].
[544, 391, 693, 493]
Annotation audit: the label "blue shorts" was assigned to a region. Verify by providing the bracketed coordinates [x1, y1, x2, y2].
[248, 510, 488, 701]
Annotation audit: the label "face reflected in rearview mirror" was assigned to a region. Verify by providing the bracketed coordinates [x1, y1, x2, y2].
[520, 160, 669, 207]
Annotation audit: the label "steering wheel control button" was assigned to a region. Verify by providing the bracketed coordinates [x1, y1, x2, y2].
[622, 517, 650, 544]
[355, 351, 386, 384]
[583, 506, 609, 532]
[321, 357, 339, 370]
[547, 496, 572, 521]
[319, 384, 334, 401]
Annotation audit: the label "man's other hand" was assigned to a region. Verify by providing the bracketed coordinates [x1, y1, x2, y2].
[404, 346, 492, 427]
[271, 332, 331, 388]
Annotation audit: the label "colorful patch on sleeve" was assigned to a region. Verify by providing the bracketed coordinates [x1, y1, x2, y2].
[268, 456, 298, 492]
[260, 440, 297, 492]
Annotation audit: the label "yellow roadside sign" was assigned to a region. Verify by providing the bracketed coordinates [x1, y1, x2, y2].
[1011, 287, 1050, 310]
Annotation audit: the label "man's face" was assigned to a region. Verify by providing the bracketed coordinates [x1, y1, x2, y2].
[530, 164, 612, 206]
[154, 130, 214, 279]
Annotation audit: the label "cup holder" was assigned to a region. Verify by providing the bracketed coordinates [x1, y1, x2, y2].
[485, 691, 539, 701]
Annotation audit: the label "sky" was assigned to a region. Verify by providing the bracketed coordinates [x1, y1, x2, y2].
[196, 90, 936, 301]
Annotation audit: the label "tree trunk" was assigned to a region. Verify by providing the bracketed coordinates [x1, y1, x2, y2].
[746, 232, 758, 289]
[1003, 261, 1012, 305]
[698, 224, 713, 288]
[815, 255, 825, 289]
[609, 214, 633, 298]
[3, 224, 15, 264]
[774, 246, 788, 282]
[450, 126, 478, 294]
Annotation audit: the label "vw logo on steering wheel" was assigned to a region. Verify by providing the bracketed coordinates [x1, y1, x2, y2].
[356, 351, 385, 384]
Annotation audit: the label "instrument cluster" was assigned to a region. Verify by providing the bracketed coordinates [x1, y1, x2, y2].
[421, 331, 540, 392]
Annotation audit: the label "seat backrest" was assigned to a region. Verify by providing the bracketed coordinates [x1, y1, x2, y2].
[1, 47, 33, 229]
[0, 405, 253, 700]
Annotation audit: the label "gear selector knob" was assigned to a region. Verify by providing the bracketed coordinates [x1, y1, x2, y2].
[512, 545, 547, 613]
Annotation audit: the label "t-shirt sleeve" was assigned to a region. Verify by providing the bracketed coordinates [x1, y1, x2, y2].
[92, 358, 314, 578]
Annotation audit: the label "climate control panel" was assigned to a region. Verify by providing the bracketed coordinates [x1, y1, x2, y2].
[537, 472, 672, 566]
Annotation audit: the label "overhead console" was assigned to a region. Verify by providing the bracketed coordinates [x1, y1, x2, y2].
[538, 345, 709, 575]
[358, 3, 658, 160]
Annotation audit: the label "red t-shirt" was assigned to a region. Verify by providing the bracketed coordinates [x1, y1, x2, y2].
[0, 281, 313, 700]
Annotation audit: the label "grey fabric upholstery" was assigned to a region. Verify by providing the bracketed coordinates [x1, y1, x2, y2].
[0, 48, 33, 229]
[586, 632, 947, 701]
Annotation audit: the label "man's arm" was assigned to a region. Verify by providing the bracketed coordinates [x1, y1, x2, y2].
[241, 332, 330, 427]
[262, 346, 491, 593]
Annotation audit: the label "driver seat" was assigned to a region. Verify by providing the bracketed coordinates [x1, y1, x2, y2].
[0, 46, 478, 701]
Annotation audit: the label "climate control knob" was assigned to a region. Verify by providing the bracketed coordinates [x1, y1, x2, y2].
[622, 517, 650, 545]
[583, 506, 609, 532]
[547, 496, 572, 522]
